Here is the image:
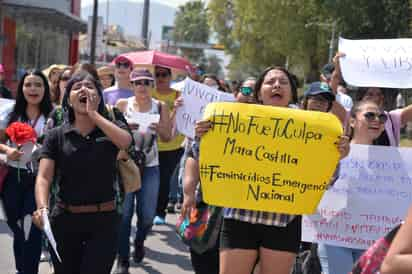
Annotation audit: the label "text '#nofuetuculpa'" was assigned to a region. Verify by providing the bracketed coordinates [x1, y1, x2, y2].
[210, 111, 323, 144]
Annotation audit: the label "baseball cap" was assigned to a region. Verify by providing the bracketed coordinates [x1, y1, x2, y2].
[304, 82, 335, 101]
[113, 55, 133, 66]
[130, 69, 154, 82]
[320, 63, 335, 80]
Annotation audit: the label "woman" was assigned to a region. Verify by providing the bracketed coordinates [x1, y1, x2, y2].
[381, 205, 412, 274]
[55, 67, 73, 106]
[33, 71, 132, 274]
[114, 69, 171, 273]
[356, 87, 412, 146]
[318, 100, 387, 274]
[44, 65, 64, 104]
[233, 77, 257, 104]
[98, 66, 115, 90]
[194, 67, 338, 274]
[201, 74, 225, 91]
[0, 69, 53, 274]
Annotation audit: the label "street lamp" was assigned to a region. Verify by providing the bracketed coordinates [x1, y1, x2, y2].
[305, 20, 337, 63]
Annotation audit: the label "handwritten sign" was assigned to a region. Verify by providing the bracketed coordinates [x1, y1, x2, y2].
[125, 112, 160, 133]
[176, 78, 235, 138]
[302, 144, 412, 250]
[199, 103, 342, 214]
[339, 37, 412, 88]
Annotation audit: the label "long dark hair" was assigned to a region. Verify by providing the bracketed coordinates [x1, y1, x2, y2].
[8, 69, 53, 125]
[55, 67, 73, 105]
[62, 71, 106, 123]
[254, 66, 298, 104]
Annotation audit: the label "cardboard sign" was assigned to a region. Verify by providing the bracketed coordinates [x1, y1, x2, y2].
[303, 144, 412, 249]
[339, 37, 412, 88]
[199, 102, 342, 214]
[176, 78, 235, 138]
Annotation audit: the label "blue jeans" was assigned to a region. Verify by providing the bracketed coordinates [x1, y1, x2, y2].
[1, 167, 42, 274]
[318, 243, 364, 274]
[118, 166, 160, 258]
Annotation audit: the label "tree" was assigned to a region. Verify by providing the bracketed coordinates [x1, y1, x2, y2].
[204, 54, 224, 78]
[208, 0, 411, 81]
[173, 1, 210, 63]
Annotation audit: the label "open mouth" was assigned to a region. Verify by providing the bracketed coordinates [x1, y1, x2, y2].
[27, 94, 39, 99]
[79, 95, 87, 104]
[270, 92, 282, 99]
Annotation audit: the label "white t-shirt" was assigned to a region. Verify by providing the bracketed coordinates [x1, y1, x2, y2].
[335, 91, 353, 111]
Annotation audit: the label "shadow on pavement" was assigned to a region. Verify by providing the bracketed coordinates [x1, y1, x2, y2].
[0, 219, 12, 236]
[153, 223, 188, 254]
[142, 246, 192, 272]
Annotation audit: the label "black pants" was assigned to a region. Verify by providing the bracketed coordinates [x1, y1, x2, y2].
[50, 211, 120, 274]
[156, 148, 183, 218]
[190, 245, 219, 274]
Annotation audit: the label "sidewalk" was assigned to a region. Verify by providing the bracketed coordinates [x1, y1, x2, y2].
[0, 205, 193, 274]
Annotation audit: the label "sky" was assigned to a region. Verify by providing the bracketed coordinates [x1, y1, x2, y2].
[81, 0, 192, 8]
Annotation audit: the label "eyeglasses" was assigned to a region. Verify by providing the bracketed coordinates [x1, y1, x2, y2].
[155, 72, 170, 78]
[363, 112, 387, 124]
[240, 86, 253, 96]
[132, 79, 152, 86]
[115, 62, 131, 69]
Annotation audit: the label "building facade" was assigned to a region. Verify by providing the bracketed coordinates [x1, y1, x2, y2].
[0, 0, 86, 91]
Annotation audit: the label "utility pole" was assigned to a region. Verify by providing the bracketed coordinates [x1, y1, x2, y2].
[103, 0, 109, 63]
[328, 20, 337, 63]
[142, 0, 150, 49]
[90, 0, 98, 65]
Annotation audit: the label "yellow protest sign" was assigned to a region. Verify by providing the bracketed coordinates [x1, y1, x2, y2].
[199, 102, 343, 214]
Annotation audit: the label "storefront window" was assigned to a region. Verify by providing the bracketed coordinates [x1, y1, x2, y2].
[15, 21, 70, 79]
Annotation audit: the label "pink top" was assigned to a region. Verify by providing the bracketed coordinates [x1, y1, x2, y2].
[385, 109, 402, 147]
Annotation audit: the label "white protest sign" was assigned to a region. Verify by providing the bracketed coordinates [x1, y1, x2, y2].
[42, 210, 62, 262]
[176, 78, 235, 138]
[125, 112, 160, 133]
[302, 144, 412, 250]
[0, 98, 15, 128]
[339, 37, 412, 88]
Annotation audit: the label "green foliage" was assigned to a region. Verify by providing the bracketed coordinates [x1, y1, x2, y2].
[173, 1, 210, 62]
[208, 0, 411, 81]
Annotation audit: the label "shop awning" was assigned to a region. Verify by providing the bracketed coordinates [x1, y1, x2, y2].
[4, 3, 87, 33]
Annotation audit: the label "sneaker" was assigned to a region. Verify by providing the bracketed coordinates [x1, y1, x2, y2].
[167, 202, 176, 213]
[133, 241, 145, 264]
[113, 257, 129, 274]
[153, 216, 166, 225]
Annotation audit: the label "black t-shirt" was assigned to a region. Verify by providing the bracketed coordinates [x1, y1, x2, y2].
[40, 120, 127, 206]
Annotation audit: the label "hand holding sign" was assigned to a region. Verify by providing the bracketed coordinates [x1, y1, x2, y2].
[199, 102, 343, 215]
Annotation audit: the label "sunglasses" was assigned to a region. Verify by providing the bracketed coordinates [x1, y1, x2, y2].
[115, 62, 131, 69]
[363, 112, 387, 124]
[240, 86, 253, 96]
[155, 72, 170, 78]
[132, 79, 152, 86]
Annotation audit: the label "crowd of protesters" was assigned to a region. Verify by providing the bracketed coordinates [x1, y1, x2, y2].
[0, 48, 411, 274]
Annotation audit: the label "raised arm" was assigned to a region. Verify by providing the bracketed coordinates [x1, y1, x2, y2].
[381, 206, 412, 274]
